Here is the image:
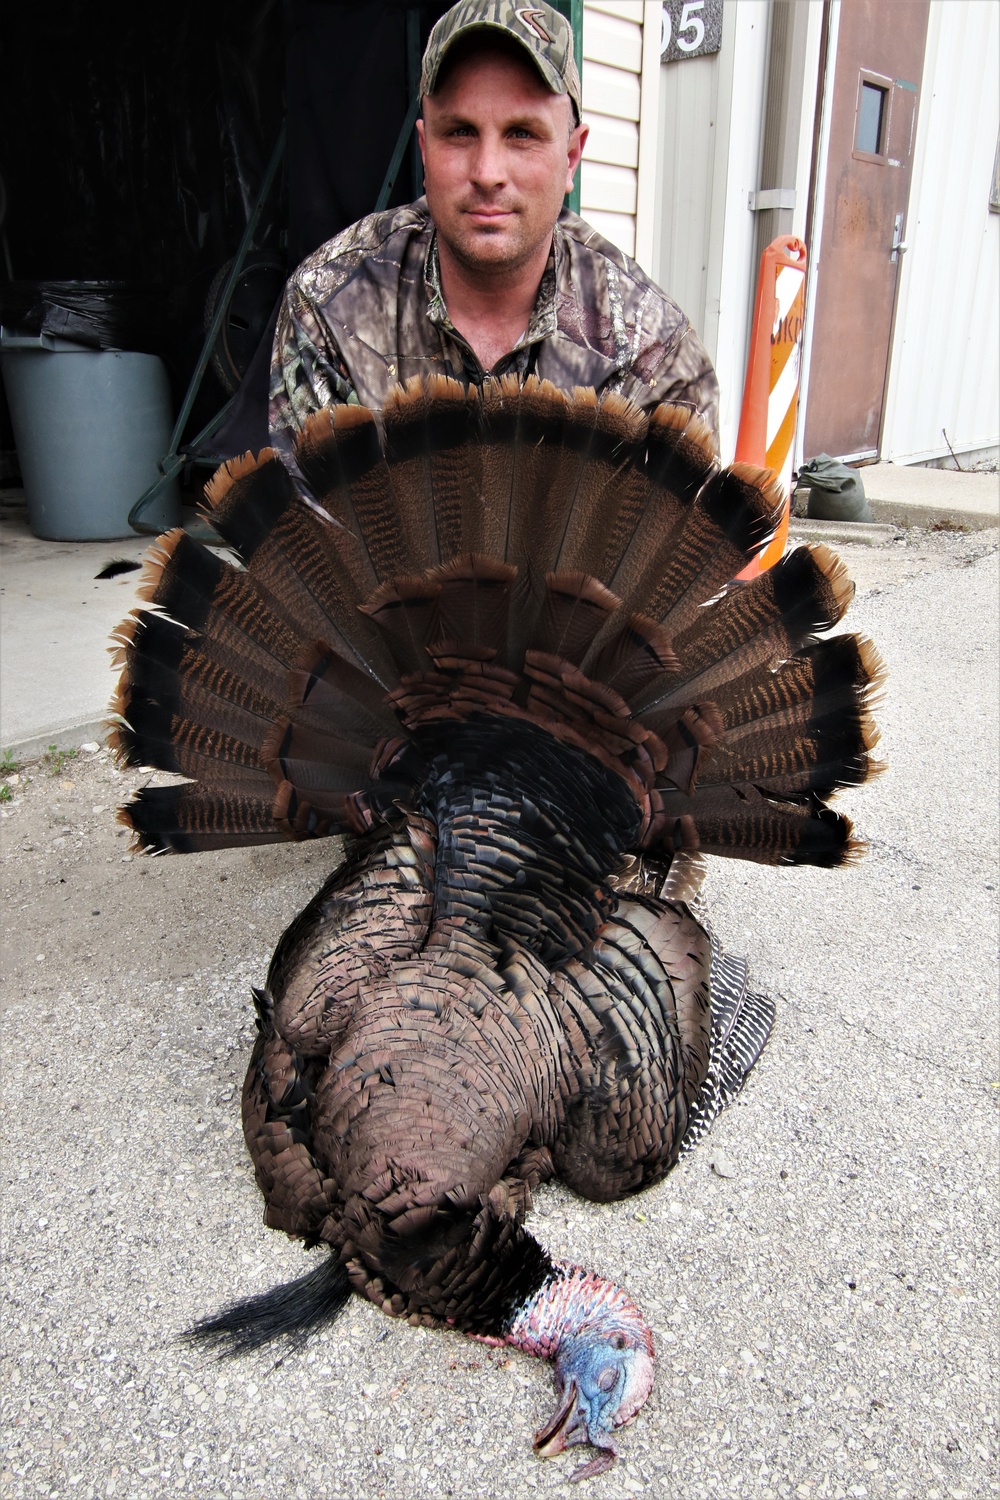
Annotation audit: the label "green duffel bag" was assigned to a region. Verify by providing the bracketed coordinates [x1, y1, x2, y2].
[798, 454, 874, 522]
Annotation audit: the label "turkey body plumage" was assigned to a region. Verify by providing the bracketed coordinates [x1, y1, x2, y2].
[110, 377, 882, 1480]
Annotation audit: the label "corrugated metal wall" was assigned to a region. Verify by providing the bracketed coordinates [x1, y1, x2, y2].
[880, 0, 1000, 463]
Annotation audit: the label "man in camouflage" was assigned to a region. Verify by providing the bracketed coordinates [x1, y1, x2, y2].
[268, 0, 719, 467]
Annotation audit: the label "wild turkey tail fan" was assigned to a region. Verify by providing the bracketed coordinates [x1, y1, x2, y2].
[631, 546, 885, 869]
[108, 514, 399, 853]
[109, 377, 880, 867]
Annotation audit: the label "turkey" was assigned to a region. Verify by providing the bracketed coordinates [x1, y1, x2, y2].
[109, 376, 882, 1481]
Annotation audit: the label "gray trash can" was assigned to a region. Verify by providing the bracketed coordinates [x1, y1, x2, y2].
[0, 329, 180, 540]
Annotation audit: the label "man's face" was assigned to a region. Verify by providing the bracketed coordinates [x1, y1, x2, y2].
[417, 46, 587, 278]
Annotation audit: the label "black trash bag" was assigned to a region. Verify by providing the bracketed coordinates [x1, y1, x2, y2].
[0, 281, 169, 356]
[798, 455, 873, 522]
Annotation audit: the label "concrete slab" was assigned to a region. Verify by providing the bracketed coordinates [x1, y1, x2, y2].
[1, 530, 997, 1500]
[789, 517, 901, 548]
[859, 460, 999, 530]
[0, 500, 155, 755]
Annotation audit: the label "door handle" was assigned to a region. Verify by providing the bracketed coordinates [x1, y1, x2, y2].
[891, 212, 908, 262]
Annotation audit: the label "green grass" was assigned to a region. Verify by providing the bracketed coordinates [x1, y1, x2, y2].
[43, 744, 79, 776]
[0, 748, 19, 774]
[0, 785, 11, 803]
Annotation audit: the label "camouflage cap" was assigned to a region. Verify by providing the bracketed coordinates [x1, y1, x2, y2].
[421, 1, 582, 121]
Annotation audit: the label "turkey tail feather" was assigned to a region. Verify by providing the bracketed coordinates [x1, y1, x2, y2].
[119, 780, 286, 855]
[642, 463, 785, 634]
[601, 404, 717, 605]
[699, 633, 886, 796]
[110, 379, 880, 870]
[642, 544, 855, 715]
[382, 376, 485, 564]
[206, 442, 396, 685]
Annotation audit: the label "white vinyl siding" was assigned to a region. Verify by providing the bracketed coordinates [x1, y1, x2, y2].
[585, 4, 644, 70]
[584, 59, 641, 121]
[585, 112, 639, 169]
[583, 160, 638, 216]
[580, 1, 660, 262]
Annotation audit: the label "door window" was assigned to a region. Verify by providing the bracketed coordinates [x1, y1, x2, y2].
[858, 82, 887, 154]
[854, 71, 893, 163]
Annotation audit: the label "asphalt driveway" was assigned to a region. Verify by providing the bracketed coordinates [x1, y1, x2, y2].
[2, 527, 997, 1500]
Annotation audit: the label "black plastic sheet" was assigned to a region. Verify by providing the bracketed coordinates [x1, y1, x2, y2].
[0, 0, 450, 460]
[1, 3, 285, 288]
[209, 0, 452, 459]
[0, 281, 169, 355]
[1, 0, 286, 436]
[285, 0, 426, 268]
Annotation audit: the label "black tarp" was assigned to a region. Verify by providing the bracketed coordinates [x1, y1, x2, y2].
[1, 0, 448, 467]
[212, 0, 450, 458]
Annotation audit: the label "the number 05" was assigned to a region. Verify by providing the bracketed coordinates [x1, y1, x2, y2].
[662, 1, 706, 54]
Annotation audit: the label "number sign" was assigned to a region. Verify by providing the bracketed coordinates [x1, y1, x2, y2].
[660, 0, 723, 63]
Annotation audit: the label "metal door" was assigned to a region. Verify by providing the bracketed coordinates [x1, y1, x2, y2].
[803, 0, 929, 461]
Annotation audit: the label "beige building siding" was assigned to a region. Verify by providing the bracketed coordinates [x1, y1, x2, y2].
[580, 1, 662, 267]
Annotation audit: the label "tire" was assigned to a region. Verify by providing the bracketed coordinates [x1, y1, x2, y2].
[203, 249, 287, 395]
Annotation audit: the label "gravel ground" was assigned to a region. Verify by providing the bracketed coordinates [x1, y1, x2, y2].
[2, 528, 997, 1500]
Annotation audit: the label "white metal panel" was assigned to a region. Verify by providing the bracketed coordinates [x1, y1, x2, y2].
[583, 57, 642, 120]
[704, 1, 769, 456]
[881, 0, 1000, 462]
[768, 1, 825, 472]
[791, 2, 825, 246]
[581, 208, 637, 257]
[581, 159, 639, 215]
[653, 46, 719, 334]
[634, 0, 665, 272]
[654, 0, 769, 456]
[583, 7, 644, 72]
[796, 0, 842, 469]
[587, 0, 645, 23]
[585, 112, 640, 169]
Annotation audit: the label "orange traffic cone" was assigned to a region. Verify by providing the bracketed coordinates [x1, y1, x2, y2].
[735, 236, 808, 580]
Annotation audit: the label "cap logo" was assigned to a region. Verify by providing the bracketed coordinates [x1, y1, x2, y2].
[516, 7, 555, 44]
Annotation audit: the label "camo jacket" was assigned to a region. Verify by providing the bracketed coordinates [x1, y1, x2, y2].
[268, 198, 719, 463]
